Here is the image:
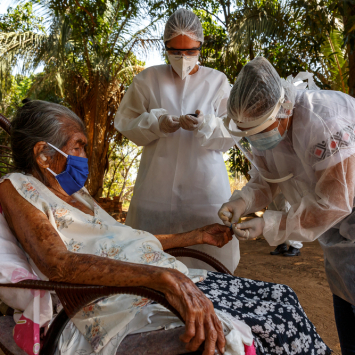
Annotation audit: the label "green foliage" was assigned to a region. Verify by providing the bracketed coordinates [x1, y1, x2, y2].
[0, 3, 45, 33]
[103, 138, 142, 203]
[0, 73, 34, 176]
[0, 74, 33, 119]
[0, 74, 33, 176]
[227, 145, 251, 180]
[0, 2, 46, 101]
[320, 30, 349, 92]
[196, 9, 245, 83]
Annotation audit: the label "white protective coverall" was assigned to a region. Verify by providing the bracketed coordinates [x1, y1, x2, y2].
[115, 64, 240, 272]
[268, 191, 303, 249]
[232, 89, 355, 305]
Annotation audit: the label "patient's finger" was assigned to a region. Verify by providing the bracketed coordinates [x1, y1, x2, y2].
[203, 315, 218, 355]
[212, 314, 225, 354]
[187, 311, 205, 351]
[180, 315, 196, 344]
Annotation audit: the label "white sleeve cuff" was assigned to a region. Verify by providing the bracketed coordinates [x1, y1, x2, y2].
[195, 114, 218, 137]
[139, 108, 168, 135]
[194, 114, 234, 151]
[229, 189, 253, 214]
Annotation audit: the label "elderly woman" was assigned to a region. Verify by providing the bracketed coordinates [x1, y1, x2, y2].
[0, 100, 330, 355]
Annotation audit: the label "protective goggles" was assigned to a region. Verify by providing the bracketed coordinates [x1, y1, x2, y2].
[165, 43, 202, 56]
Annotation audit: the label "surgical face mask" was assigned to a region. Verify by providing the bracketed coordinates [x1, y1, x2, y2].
[46, 142, 89, 195]
[168, 54, 199, 80]
[246, 122, 287, 151]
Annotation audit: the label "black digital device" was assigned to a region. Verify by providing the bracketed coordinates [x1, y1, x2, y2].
[187, 113, 198, 117]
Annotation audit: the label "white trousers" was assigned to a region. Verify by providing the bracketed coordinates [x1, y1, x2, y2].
[269, 192, 303, 250]
[286, 240, 303, 249]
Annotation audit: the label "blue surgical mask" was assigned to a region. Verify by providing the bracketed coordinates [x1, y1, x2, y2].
[46, 142, 89, 195]
[246, 126, 287, 151]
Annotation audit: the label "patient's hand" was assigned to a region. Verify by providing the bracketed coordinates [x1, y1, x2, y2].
[197, 223, 233, 248]
[155, 224, 233, 250]
[158, 269, 225, 355]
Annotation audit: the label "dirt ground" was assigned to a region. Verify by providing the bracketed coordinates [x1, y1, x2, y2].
[234, 238, 341, 354]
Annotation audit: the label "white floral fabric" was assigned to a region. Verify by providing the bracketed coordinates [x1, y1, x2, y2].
[0, 173, 197, 352]
[199, 272, 331, 355]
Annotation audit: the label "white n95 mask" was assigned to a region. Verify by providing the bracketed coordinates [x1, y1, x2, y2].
[168, 54, 199, 80]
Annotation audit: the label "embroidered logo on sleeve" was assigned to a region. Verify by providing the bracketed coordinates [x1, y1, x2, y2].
[311, 124, 355, 162]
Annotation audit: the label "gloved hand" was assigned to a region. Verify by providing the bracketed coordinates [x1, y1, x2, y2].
[159, 114, 181, 133]
[218, 198, 246, 227]
[233, 217, 265, 241]
[180, 110, 204, 131]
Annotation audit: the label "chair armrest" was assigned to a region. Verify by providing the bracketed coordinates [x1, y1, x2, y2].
[1, 247, 231, 320]
[165, 247, 232, 275]
[0, 280, 182, 320]
[1, 280, 184, 355]
[0, 113, 11, 135]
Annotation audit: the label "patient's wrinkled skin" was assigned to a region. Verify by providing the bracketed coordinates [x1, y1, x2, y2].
[0, 121, 233, 355]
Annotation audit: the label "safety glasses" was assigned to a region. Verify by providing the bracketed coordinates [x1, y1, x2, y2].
[165, 44, 202, 56]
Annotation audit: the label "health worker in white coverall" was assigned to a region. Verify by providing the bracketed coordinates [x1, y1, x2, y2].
[218, 56, 355, 353]
[115, 9, 240, 272]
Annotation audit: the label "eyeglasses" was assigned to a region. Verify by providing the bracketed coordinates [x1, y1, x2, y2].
[165, 44, 202, 56]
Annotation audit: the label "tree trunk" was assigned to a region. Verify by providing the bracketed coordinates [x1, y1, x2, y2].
[84, 78, 110, 199]
[66, 73, 123, 198]
[249, 42, 255, 60]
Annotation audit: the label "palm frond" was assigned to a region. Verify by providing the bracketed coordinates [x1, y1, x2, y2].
[320, 29, 349, 92]
[0, 31, 47, 79]
[229, 2, 289, 52]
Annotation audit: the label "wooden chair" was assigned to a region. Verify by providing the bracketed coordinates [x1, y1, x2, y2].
[0, 113, 231, 355]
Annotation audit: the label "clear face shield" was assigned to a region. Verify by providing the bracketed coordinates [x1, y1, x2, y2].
[224, 90, 295, 184]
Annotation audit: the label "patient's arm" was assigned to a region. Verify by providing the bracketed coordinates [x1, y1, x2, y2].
[0, 180, 226, 355]
[0, 181, 166, 287]
[155, 224, 233, 250]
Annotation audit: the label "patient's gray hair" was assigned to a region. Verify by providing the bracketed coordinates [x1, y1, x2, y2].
[11, 100, 86, 183]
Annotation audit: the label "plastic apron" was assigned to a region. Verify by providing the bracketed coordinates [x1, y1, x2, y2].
[115, 65, 240, 273]
[228, 89, 355, 305]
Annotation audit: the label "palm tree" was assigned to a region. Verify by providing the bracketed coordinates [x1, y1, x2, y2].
[1, 0, 162, 198]
[226, 0, 347, 87]
[320, 29, 348, 93]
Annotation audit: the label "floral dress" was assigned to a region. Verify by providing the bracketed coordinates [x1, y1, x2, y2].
[1, 173, 203, 353]
[200, 272, 331, 355]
